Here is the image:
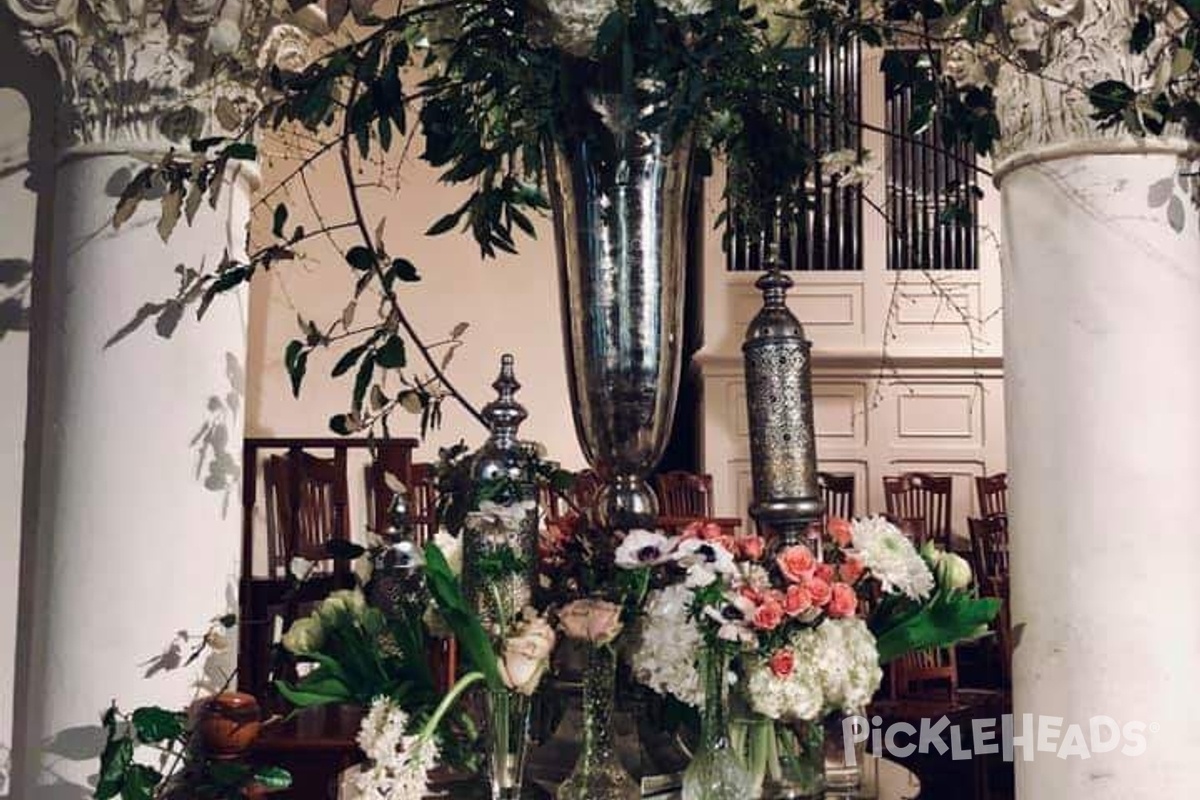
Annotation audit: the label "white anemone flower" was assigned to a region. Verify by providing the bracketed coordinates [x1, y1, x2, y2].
[615, 529, 678, 569]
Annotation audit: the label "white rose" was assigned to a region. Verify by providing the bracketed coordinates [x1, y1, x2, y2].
[433, 529, 463, 577]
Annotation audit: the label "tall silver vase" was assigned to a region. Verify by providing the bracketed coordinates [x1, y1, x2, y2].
[546, 91, 694, 528]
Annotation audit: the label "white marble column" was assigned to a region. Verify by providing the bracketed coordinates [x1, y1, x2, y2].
[2, 1, 300, 795]
[978, 0, 1200, 796]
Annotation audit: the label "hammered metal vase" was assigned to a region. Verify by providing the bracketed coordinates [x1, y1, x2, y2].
[742, 252, 824, 546]
[546, 90, 694, 528]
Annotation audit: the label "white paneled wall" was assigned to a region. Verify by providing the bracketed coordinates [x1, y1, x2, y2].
[696, 48, 1006, 547]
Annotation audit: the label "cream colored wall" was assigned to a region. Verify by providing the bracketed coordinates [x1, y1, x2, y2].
[0, 85, 35, 796]
[244, 140, 587, 473]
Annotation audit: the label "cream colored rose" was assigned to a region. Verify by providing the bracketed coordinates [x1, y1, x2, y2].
[281, 616, 324, 654]
[557, 598, 624, 645]
[499, 613, 557, 695]
[936, 552, 974, 591]
[317, 589, 367, 625]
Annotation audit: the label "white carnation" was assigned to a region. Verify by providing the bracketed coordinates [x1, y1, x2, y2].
[628, 584, 705, 707]
[850, 516, 934, 600]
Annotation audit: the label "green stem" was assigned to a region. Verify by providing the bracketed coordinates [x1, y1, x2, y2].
[419, 670, 486, 742]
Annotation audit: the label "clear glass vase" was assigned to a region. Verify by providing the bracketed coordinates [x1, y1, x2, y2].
[824, 710, 877, 796]
[556, 645, 640, 800]
[765, 719, 825, 799]
[682, 647, 756, 800]
[486, 687, 532, 800]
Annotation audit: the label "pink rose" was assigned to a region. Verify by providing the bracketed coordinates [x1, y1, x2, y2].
[739, 535, 766, 561]
[769, 649, 795, 678]
[782, 583, 813, 617]
[828, 517, 854, 547]
[557, 598, 624, 645]
[681, 520, 705, 540]
[815, 563, 835, 583]
[752, 599, 785, 631]
[776, 545, 817, 583]
[499, 613, 556, 695]
[806, 576, 833, 607]
[839, 555, 865, 584]
[827, 583, 858, 618]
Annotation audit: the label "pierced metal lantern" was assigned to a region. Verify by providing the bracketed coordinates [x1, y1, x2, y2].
[742, 248, 824, 546]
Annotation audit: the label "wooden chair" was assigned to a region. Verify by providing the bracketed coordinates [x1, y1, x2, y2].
[975, 472, 1008, 518]
[890, 646, 959, 702]
[883, 472, 954, 550]
[364, 439, 417, 536]
[407, 462, 439, 544]
[264, 449, 351, 577]
[968, 515, 1009, 595]
[655, 471, 715, 518]
[817, 471, 855, 524]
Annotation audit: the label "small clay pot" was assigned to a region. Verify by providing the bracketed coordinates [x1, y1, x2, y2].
[195, 692, 262, 759]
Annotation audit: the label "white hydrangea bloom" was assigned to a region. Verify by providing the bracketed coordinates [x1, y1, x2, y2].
[628, 584, 706, 707]
[745, 619, 881, 721]
[813, 618, 882, 713]
[850, 516, 934, 600]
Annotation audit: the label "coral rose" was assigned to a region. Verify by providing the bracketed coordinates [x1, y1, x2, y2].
[739, 535, 766, 561]
[815, 563, 835, 583]
[827, 583, 858, 618]
[806, 576, 833, 607]
[839, 555, 865, 584]
[782, 583, 813, 617]
[752, 599, 785, 631]
[776, 545, 817, 583]
[828, 517, 854, 547]
[769, 649, 795, 678]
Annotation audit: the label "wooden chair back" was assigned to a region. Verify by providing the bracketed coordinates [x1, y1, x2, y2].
[817, 472, 856, 525]
[975, 472, 1008, 518]
[264, 448, 349, 576]
[407, 462, 439, 544]
[890, 646, 959, 701]
[883, 472, 954, 549]
[968, 514, 1010, 596]
[655, 471, 715, 518]
[364, 439, 417, 536]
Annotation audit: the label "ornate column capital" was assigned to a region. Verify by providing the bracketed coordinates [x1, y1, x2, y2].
[946, 0, 1198, 178]
[3, 0, 317, 151]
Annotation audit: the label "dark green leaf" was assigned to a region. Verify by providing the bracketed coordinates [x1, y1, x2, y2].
[1088, 80, 1137, 115]
[130, 706, 185, 743]
[353, 353, 375, 410]
[390, 258, 420, 282]
[95, 736, 133, 800]
[907, 101, 936, 135]
[121, 764, 162, 800]
[346, 245, 378, 272]
[285, 340, 308, 398]
[252, 766, 293, 790]
[332, 342, 371, 377]
[223, 142, 258, 161]
[272, 203, 289, 238]
[1131, 13, 1154, 54]
[375, 334, 406, 368]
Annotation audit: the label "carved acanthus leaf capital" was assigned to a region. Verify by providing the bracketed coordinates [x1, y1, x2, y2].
[947, 0, 1195, 171]
[4, 0, 319, 150]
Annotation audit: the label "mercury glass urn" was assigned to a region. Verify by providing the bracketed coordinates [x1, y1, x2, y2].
[464, 354, 539, 627]
[742, 247, 824, 546]
[367, 485, 426, 619]
[546, 84, 694, 529]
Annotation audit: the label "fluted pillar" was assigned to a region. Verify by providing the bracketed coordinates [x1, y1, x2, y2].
[3, 1, 309, 794]
[973, 1, 1200, 796]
